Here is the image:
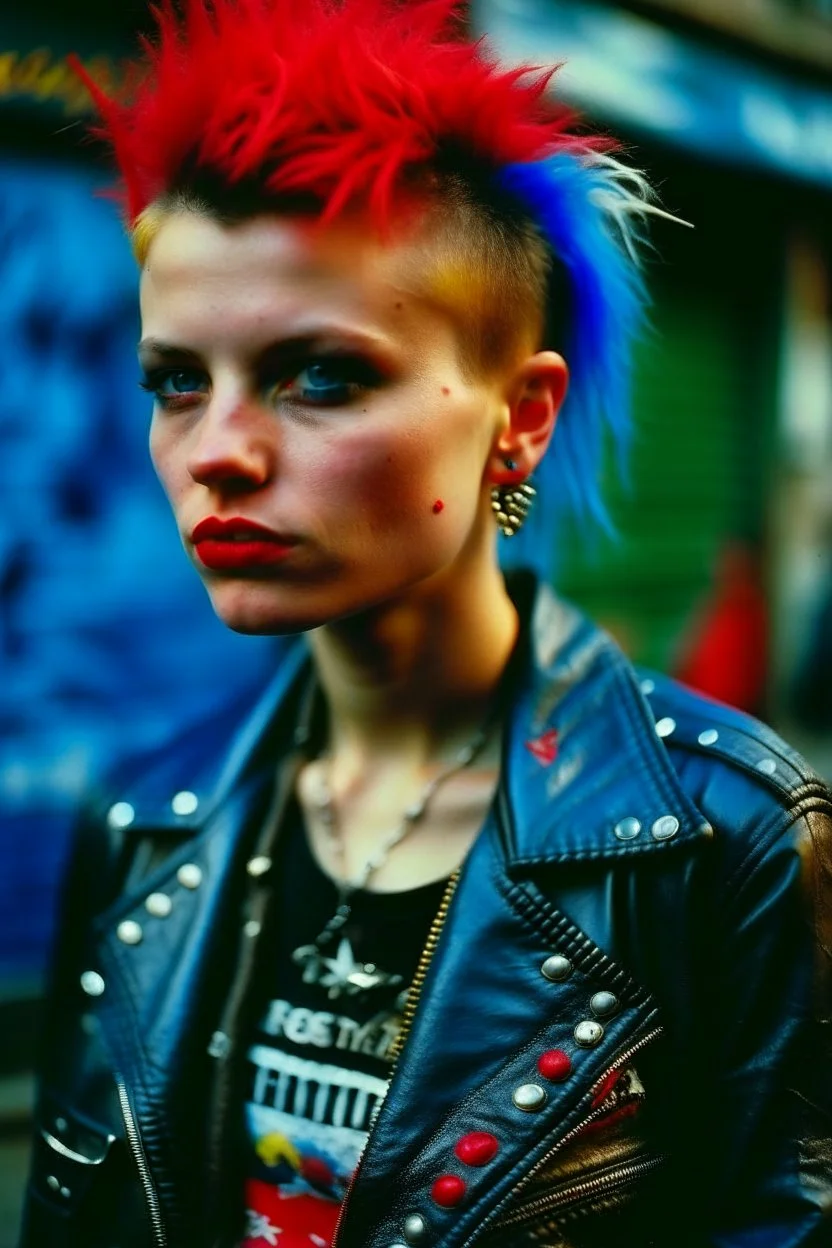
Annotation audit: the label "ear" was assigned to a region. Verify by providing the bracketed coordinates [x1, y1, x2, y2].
[488, 351, 568, 485]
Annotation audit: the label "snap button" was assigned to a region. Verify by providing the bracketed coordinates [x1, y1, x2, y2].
[80, 970, 105, 997]
[655, 717, 676, 738]
[171, 790, 199, 816]
[106, 801, 135, 830]
[176, 863, 203, 890]
[403, 1213, 428, 1242]
[590, 991, 618, 1017]
[541, 954, 572, 982]
[614, 817, 641, 841]
[537, 1049, 572, 1081]
[698, 729, 719, 746]
[757, 757, 777, 775]
[454, 1132, 499, 1166]
[116, 920, 143, 946]
[651, 815, 679, 841]
[512, 1083, 547, 1111]
[431, 1174, 466, 1207]
[574, 1020, 604, 1047]
[145, 892, 173, 918]
[247, 855, 273, 878]
[208, 1030, 232, 1059]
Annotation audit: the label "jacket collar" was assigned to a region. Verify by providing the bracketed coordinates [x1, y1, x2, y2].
[117, 574, 709, 864]
[501, 576, 710, 867]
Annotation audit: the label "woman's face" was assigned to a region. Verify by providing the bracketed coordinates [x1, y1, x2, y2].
[140, 211, 515, 634]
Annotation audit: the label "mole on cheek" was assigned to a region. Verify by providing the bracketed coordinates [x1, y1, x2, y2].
[432, 499, 444, 514]
[441, 386, 450, 396]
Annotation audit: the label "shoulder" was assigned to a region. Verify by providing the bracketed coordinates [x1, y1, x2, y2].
[638, 669, 823, 799]
[635, 668, 831, 866]
[87, 640, 311, 834]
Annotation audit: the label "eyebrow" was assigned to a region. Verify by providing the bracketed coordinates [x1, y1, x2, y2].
[137, 326, 398, 369]
[137, 338, 201, 366]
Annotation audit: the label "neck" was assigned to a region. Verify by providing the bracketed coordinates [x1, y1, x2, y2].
[308, 559, 518, 772]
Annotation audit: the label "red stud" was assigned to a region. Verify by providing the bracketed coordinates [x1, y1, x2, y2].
[454, 1132, 499, 1167]
[537, 1049, 572, 1081]
[432, 499, 445, 514]
[431, 1174, 467, 1207]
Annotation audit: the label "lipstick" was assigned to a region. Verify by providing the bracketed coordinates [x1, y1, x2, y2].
[191, 517, 297, 571]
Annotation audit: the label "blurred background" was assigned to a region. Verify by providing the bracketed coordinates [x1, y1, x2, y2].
[1, 0, 831, 1240]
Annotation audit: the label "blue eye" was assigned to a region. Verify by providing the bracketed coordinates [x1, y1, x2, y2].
[283, 357, 380, 406]
[139, 368, 209, 406]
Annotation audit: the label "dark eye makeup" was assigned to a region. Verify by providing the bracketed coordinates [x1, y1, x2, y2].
[138, 351, 386, 411]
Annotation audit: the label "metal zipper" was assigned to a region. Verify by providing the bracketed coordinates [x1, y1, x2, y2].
[470, 1025, 664, 1243]
[116, 1075, 168, 1248]
[331, 867, 462, 1246]
[388, 867, 462, 1064]
[494, 1153, 665, 1227]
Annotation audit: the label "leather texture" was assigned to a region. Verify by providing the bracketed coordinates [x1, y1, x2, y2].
[19, 577, 832, 1247]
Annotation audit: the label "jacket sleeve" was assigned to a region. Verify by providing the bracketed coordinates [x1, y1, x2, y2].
[17, 796, 136, 1248]
[705, 802, 832, 1245]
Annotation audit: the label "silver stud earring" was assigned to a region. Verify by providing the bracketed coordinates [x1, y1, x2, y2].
[491, 460, 536, 537]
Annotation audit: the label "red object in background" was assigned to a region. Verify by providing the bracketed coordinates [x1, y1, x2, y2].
[674, 544, 769, 715]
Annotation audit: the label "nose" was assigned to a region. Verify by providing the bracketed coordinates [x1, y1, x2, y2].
[186, 398, 275, 491]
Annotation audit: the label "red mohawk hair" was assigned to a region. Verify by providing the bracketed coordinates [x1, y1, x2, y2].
[75, 0, 588, 226]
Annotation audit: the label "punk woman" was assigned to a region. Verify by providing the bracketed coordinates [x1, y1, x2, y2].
[20, 2, 832, 1245]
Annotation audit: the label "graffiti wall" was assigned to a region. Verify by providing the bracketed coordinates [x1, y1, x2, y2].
[0, 156, 277, 985]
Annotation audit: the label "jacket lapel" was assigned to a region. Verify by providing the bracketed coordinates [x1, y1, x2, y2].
[338, 584, 712, 1245]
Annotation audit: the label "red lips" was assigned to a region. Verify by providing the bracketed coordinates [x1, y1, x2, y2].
[191, 516, 297, 570]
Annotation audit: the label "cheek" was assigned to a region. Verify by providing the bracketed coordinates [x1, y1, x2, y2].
[318, 434, 444, 524]
[148, 419, 185, 502]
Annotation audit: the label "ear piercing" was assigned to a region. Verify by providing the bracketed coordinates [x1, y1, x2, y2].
[491, 458, 536, 537]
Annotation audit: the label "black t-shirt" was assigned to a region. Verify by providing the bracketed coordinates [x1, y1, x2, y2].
[239, 797, 447, 1248]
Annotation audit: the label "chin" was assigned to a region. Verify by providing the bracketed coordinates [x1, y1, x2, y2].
[205, 579, 348, 636]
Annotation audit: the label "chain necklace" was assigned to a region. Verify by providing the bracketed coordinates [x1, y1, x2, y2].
[291, 724, 490, 1000]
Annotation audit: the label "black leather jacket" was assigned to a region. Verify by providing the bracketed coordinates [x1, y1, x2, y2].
[20, 580, 832, 1247]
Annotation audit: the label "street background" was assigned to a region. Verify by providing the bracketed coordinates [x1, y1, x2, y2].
[1, 0, 831, 1241]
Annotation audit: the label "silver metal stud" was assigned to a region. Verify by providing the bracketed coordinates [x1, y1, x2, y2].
[243, 919, 262, 938]
[541, 954, 572, 982]
[46, 1175, 61, 1192]
[247, 855, 273, 878]
[403, 1213, 428, 1243]
[177, 863, 203, 890]
[80, 970, 105, 997]
[640, 678, 655, 695]
[116, 919, 143, 946]
[698, 728, 719, 746]
[757, 757, 777, 775]
[106, 801, 135, 830]
[171, 789, 199, 817]
[145, 892, 173, 918]
[614, 817, 641, 841]
[54, 1117, 68, 1134]
[590, 991, 618, 1017]
[655, 717, 676, 739]
[60, 1186, 71, 1200]
[651, 815, 679, 841]
[208, 1030, 232, 1059]
[574, 1019, 605, 1046]
[512, 1083, 547, 1112]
